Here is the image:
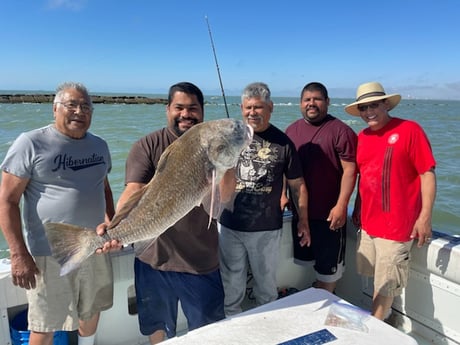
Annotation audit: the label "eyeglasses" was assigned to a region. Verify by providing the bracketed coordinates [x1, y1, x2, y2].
[55, 101, 93, 113]
[357, 102, 382, 112]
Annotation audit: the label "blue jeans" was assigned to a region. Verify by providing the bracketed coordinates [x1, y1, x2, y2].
[134, 258, 225, 338]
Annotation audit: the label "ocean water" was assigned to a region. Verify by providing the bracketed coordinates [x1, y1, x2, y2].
[0, 95, 459, 257]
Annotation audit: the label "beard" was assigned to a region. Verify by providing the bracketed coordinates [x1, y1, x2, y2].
[172, 116, 199, 136]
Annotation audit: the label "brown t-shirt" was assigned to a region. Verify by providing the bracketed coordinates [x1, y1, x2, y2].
[125, 127, 219, 274]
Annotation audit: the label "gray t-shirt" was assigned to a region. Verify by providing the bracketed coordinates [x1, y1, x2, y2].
[1, 124, 112, 255]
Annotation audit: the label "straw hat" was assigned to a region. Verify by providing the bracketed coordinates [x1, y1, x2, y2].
[345, 82, 401, 116]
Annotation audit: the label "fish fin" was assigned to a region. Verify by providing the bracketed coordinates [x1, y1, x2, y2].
[156, 142, 175, 174]
[109, 184, 149, 228]
[202, 169, 223, 228]
[43, 222, 100, 275]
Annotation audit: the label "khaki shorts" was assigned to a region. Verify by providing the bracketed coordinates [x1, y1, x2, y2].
[356, 230, 413, 297]
[27, 254, 113, 332]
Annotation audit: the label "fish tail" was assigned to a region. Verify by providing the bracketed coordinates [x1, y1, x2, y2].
[43, 222, 100, 276]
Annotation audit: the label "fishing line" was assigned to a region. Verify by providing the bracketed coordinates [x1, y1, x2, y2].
[205, 15, 230, 118]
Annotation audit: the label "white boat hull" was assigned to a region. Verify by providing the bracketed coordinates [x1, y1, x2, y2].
[1, 214, 459, 345]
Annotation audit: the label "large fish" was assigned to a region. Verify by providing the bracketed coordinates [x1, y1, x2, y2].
[44, 118, 253, 275]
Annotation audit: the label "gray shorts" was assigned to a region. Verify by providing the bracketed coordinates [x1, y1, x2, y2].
[26, 254, 113, 332]
[356, 230, 413, 297]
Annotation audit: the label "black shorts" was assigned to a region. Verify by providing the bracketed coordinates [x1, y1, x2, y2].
[291, 214, 346, 276]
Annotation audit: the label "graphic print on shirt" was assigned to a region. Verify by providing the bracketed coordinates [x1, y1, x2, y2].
[388, 133, 399, 145]
[382, 131, 399, 212]
[237, 139, 278, 195]
[52, 153, 107, 172]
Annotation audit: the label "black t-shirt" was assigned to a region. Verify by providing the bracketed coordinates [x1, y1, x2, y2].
[220, 124, 302, 231]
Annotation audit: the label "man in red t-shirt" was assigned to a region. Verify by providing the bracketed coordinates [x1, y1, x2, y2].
[345, 81, 436, 320]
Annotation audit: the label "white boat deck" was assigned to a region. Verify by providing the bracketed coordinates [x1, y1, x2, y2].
[162, 288, 418, 345]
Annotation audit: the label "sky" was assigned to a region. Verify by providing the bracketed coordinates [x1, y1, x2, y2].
[1, 0, 460, 100]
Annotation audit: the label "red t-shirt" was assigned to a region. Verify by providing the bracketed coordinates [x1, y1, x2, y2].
[357, 118, 436, 241]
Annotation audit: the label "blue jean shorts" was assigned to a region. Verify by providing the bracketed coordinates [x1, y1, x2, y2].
[134, 258, 225, 338]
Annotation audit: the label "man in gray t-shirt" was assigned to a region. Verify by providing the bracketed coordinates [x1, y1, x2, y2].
[0, 82, 115, 345]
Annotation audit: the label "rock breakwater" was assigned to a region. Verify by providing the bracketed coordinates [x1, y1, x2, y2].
[0, 94, 168, 105]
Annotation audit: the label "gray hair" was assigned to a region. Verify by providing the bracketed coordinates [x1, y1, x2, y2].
[54, 82, 92, 105]
[241, 82, 271, 103]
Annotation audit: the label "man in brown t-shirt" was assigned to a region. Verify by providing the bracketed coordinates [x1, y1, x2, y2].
[114, 82, 225, 344]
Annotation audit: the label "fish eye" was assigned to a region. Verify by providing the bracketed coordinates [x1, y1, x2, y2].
[216, 144, 226, 153]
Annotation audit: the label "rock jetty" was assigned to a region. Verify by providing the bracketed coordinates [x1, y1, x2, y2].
[0, 94, 168, 105]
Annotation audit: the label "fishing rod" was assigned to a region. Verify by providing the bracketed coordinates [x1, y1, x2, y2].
[205, 15, 230, 118]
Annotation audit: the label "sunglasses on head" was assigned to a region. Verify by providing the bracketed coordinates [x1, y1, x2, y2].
[357, 101, 383, 112]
